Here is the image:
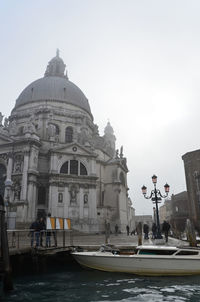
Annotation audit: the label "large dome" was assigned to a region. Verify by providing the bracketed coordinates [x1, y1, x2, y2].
[14, 51, 92, 116]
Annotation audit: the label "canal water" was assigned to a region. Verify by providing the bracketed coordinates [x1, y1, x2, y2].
[1, 258, 200, 301]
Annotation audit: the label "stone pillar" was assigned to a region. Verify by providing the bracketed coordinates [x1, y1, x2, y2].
[20, 148, 30, 201]
[6, 153, 13, 181]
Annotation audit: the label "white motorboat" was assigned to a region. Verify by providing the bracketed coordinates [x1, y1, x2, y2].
[71, 245, 200, 276]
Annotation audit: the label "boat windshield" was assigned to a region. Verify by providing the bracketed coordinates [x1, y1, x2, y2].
[137, 249, 176, 256]
[175, 250, 199, 256]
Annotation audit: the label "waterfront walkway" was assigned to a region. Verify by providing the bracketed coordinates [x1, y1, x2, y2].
[7, 230, 189, 256]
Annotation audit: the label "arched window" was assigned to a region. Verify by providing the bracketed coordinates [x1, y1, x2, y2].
[60, 161, 69, 174]
[70, 160, 78, 175]
[119, 172, 125, 186]
[0, 163, 6, 197]
[60, 160, 87, 176]
[65, 127, 73, 143]
[80, 162, 87, 175]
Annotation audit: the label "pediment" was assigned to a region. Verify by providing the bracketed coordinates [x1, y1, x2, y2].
[50, 142, 97, 157]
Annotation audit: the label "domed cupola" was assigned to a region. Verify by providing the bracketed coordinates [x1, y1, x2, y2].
[13, 50, 92, 117]
[44, 49, 68, 79]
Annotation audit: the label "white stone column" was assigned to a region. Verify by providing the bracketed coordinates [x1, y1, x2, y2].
[20, 148, 30, 201]
[6, 153, 13, 181]
[79, 188, 83, 219]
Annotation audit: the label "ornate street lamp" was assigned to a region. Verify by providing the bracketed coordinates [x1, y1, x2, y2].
[141, 175, 170, 239]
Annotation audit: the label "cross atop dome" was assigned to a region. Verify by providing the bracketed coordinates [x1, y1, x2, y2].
[44, 50, 68, 79]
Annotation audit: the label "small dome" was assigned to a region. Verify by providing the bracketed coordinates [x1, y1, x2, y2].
[13, 51, 92, 117]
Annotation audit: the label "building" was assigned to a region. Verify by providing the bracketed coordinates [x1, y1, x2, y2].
[169, 191, 189, 234]
[134, 215, 153, 230]
[0, 51, 133, 233]
[182, 150, 200, 231]
[159, 199, 172, 224]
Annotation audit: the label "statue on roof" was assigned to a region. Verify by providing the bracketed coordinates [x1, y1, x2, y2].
[0, 112, 4, 126]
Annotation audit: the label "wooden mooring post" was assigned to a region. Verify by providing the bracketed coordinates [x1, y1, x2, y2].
[137, 222, 143, 246]
[0, 195, 13, 291]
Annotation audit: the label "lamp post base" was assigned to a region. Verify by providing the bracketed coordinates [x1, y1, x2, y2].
[154, 238, 165, 245]
[156, 234, 163, 240]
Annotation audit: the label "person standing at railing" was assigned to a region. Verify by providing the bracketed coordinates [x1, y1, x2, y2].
[29, 220, 40, 247]
[39, 217, 46, 247]
[46, 228, 51, 247]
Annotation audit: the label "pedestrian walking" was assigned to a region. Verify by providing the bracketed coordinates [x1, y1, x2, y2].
[152, 223, 157, 239]
[143, 223, 149, 239]
[126, 225, 130, 236]
[115, 224, 119, 235]
[162, 220, 170, 243]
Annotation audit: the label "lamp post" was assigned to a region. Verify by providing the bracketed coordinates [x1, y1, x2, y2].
[141, 175, 170, 239]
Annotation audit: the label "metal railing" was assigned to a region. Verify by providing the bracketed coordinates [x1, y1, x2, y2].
[7, 229, 73, 250]
[7, 229, 137, 251]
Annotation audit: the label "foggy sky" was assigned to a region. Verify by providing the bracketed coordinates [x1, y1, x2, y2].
[1, 0, 200, 214]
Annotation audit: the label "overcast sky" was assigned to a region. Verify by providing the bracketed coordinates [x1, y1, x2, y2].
[1, 0, 200, 215]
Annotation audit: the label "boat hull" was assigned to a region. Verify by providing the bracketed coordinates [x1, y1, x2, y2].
[72, 252, 200, 276]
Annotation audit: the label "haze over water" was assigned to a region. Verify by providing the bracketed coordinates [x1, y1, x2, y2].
[2, 263, 200, 302]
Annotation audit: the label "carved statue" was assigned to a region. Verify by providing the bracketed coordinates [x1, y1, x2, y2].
[115, 149, 119, 159]
[120, 146, 124, 158]
[23, 121, 36, 134]
[14, 182, 21, 201]
[47, 123, 56, 137]
[93, 124, 99, 136]
[9, 119, 18, 135]
[0, 112, 4, 126]
[4, 117, 9, 128]
[70, 186, 77, 203]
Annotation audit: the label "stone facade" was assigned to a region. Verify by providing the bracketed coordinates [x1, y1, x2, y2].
[182, 150, 200, 231]
[159, 199, 172, 223]
[170, 191, 189, 234]
[0, 51, 133, 233]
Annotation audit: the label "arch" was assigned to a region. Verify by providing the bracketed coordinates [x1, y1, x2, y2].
[80, 162, 87, 175]
[60, 160, 88, 176]
[0, 163, 6, 197]
[65, 126, 73, 143]
[60, 161, 69, 174]
[119, 172, 125, 186]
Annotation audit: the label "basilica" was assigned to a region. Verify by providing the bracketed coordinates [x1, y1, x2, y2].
[0, 51, 133, 233]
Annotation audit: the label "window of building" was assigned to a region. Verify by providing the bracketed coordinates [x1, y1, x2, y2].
[65, 127, 73, 143]
[38, 186, 46, 205]
[58, 192, 63, 203]
[60, 161, 68, 174]
[70, 160, 78, 175]
[80, 162, 87, 175]
[60, 160, 87, 176]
